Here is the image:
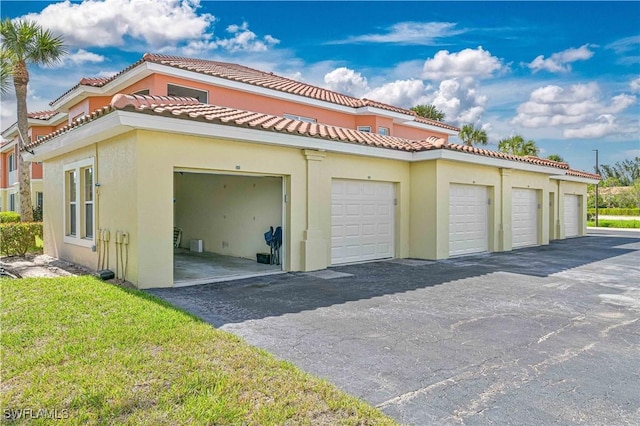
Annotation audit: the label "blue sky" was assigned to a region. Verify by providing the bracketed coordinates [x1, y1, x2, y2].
[1, 0, 639, 172]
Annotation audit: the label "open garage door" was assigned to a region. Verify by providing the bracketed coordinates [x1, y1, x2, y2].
[564, 194, 580, 238]
[173, 172, 284, 285]
[331, 179, 394, 264]
[512, 188, 539, 248]
[449, 184, 489, 256]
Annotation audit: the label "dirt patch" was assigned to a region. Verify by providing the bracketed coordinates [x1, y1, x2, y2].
[0, 254, 135, 289]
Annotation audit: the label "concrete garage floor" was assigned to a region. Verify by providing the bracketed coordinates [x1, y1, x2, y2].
[173, 248, 283, 286]
[152, 231, 640, 425]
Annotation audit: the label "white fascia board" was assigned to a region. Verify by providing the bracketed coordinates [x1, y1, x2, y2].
[1, 124, 17, 139]
[551, 174, 600, 184]
[118, 111, 414, 161]
[0, 139, 17, 152]
[50, 64, 154, 111]
[49, 85, 105, 111]
[354, 106, 413, 121]
[25, 113, 132, 162]
[400, 119, 459, 136]
[413, 148, 566, 175]
[1, 113, 69, 139]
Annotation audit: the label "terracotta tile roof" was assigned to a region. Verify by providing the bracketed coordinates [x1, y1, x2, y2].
[566, 169, 600, 180]
[27, 110, 59, 120]
[79, 77, 111, 86]
[29, 94, 597, 181]
[49, 53, 459, 132]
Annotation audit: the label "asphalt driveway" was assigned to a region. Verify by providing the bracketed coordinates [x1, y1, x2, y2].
[149, 231, 640, 425]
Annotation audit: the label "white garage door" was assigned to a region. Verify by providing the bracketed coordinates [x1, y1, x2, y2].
[564, 194, 579, 237]
[449, 184, 489, 256]
[512, 188, 539, 248]
[331, 180, 394, 264]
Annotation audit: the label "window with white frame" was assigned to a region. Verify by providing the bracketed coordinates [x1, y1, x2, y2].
[284, 113, 317, 123]
[167, 83, 208, 103]
[357, 126, 372, 132]
[36, 191, 43, 209]
[64, 158, 95, 246]
[378, 127, 390, 136]
[9, 193, 16, 211]
[8, 153, 15, 172]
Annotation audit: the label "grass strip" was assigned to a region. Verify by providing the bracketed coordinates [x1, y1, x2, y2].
[1, 276, 396, 425]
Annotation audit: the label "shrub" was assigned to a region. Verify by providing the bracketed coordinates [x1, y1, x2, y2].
[32, 206, 43, 222]
[0, 211, 21, 223]
[0, 222, 43, 257]
[587, 208, 640, 216]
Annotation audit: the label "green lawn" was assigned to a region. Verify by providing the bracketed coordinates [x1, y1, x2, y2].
[587, 219, 640, 228]
[1, 277, 396, 425]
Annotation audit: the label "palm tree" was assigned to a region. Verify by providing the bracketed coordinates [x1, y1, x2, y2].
[410, 104, 445, 121]
[497, 134, 539, 157]
[1, 19, 66, 221]
[459, 124, 488, 146]
[546, 154, 565, 163]
[0, 49, 12, 95]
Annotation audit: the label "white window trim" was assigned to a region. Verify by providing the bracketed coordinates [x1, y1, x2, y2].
[357, 126, 372, 132]
[63, 157, 95, 248]
[167, 83, 209, 103]
[378, 126, 390, 136]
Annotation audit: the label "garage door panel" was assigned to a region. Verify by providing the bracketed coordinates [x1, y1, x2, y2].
[332, 180, 395, 264]
[512, 188, 538, 248]
[564, 194, 579, 237]
[449, 184, 489, 256]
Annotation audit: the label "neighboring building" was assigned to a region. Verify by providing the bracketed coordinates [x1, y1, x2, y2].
[21, 53, 599, 288]
[0, 111, 67, 214]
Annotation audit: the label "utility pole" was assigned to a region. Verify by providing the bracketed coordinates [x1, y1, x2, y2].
[593, 149, 599, 227]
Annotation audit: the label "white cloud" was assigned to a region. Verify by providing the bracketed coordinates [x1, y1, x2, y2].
[563, 114, 617, 139]
[22, 0, 215, 49]
[333, 22, 464, 45]
[606, 35, 640, 54]
[422, 47, 505, 80]
[18, 0, 278, 56]
[427, 77, 488, 124]
[527, 44, 595, 73]
[49, 49, 106, 69]
[363, 79, 431, 109]
[630, 77, 640, 93]
[214, 22, 280, 53]
[323, 67, 369, 97]
[512, 82, 638, 138]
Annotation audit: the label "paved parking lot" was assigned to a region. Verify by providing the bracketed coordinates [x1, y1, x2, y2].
[150, 231, 640, 425]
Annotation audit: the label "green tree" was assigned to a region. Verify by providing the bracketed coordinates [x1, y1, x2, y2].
[547, 154, 565, 162]
[410, 104, 445, 121]
[597, 157, 640, 186]
[458, 124, 488, 146]
[0, 49, 12, 95]
[497, 134, 539, 157]
[1, 19, 66, 221]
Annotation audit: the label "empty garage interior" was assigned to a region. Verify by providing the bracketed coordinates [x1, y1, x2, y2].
[173, 171, 284, 285]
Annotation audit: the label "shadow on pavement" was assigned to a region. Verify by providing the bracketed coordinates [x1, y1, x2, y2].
[147, 235, 639, 327]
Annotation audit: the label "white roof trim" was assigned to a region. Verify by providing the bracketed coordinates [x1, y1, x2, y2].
[25, 113, 131, 162]
[551, 174, 600, 184]
[398, 119, 459, 136]
[49, 63, 154, 111]
[26, 110, 576, 180]
[1, 112, 69, 138]
[413, 147, 566, 175]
